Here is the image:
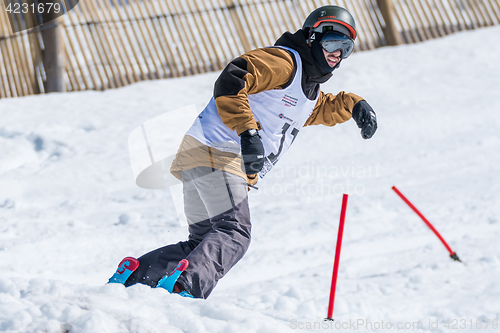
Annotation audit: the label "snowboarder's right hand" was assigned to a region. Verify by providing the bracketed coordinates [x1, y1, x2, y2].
[240, 129, 265, 175]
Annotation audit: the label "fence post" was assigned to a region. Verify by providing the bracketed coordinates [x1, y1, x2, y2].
[41, 2, 65, 93]
[225, 0, 252, 52]
[376, 0, 403, 45]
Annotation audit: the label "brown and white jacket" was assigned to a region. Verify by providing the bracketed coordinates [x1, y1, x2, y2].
[171, 30, 364, 185]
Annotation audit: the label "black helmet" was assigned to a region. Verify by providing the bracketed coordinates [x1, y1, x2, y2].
[302, 5, 357, 73]
[303, 5, 357, 40]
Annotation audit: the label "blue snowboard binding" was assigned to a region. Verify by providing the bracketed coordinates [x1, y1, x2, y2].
[108, 257, 140, 284]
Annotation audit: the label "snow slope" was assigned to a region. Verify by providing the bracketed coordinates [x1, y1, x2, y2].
[1, 26, 500, 332]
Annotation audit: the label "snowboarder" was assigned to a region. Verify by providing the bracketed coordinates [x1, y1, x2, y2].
[109, 5, 377, 299]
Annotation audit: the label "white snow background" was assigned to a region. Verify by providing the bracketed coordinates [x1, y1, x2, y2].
[1, 26, 500, 333]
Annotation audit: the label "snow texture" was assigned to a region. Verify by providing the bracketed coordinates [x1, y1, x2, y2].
[1, 26, 500, 332]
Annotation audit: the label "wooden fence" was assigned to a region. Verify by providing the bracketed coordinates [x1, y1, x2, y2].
[1, 0, 500, 98]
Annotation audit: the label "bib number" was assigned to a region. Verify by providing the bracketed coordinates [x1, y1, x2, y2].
[259, 123, 300, 178]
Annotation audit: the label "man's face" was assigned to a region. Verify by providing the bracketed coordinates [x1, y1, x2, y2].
[322, 49, 342, 68]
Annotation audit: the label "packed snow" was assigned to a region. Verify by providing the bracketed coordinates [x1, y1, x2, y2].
[1, 26, 500, 333]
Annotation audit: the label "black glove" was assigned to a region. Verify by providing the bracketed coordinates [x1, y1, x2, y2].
[240, 129, 265, 175]
[352, 100, 377, 139]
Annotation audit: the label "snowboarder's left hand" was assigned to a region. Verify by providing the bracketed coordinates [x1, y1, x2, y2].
[352, 100, 377, 139]
[240, 129, 265, 174]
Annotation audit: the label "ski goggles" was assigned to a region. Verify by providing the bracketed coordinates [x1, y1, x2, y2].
[320, 32, 354, 59]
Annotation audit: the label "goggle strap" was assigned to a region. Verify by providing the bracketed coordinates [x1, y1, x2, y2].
[312, 20, 356, 40]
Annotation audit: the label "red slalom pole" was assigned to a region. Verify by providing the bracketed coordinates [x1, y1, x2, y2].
[392, 186, 461, 262]
[326, 194, 349, 321]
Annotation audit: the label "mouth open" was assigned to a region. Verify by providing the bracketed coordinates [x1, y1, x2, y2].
[327, 56, 340, 67]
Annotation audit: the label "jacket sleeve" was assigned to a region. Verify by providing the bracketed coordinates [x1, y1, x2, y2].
[214, 48, 295, 135]
[304, 91, 364, 127]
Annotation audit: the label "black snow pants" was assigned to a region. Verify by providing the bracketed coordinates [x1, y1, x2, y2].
[125, 167, 251, 299]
